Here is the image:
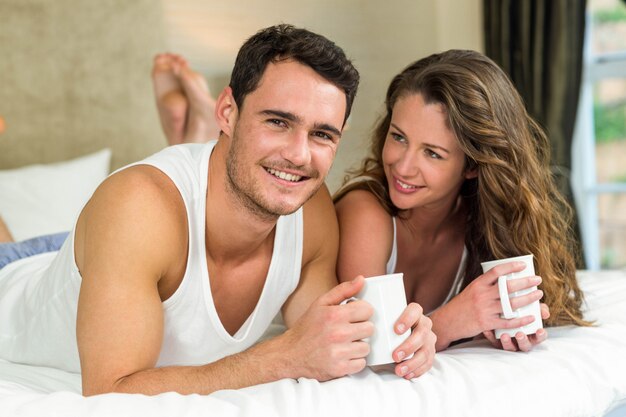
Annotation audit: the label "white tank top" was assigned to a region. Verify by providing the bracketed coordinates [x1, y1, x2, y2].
[386, 217, 466, 313]
[0, 141, 303, 372]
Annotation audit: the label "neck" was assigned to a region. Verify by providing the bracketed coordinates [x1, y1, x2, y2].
[205, 140, 278, 263]
[401, 195, 464, 242]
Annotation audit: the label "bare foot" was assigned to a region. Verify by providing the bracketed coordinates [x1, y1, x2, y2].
[152, 53, 189, 145]
[0, 216, 13, 243]
[177, 62, 221, 143]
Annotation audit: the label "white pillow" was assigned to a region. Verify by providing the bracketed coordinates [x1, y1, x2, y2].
[0, 149, 112, 241]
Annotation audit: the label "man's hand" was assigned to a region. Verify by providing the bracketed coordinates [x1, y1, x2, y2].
[280, 276, 374, 381]
[391, 303, 436, 379]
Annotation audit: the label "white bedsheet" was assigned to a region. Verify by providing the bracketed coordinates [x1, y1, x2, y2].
[1, 270, 625, 417]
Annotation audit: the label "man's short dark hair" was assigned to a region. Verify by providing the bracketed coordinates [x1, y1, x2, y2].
[229, 24, 359, 126]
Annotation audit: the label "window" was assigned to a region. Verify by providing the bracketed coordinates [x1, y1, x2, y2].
[573, 0, 626, 270]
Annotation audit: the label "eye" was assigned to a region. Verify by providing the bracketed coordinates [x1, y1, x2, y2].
[312, 131, 334, 141]
[267, 119, 287, 128]
[425, 149, 443, 159]
[390, 132, 407, 144]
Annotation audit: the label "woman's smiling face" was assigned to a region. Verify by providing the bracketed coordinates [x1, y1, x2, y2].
[382, 93, 476, 211]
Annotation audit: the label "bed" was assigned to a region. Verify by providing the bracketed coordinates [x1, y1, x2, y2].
[1, 268, 625, 417]
[2, 3, 625, 416]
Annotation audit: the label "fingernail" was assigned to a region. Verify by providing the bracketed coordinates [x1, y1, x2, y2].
[400, 366, 408, 375]
[532, 276, 542, 284]
[396, 350, 406, 360]
[515, 262, 526, 268]
[396, 323, 406, 333]
[406, 372, 415, 379]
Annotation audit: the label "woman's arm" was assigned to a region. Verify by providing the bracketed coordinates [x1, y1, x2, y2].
[335, 190, 394, 281]
[335, 190, 436, 378]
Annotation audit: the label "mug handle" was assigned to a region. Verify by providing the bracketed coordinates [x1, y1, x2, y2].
[497, 275, 518, 319]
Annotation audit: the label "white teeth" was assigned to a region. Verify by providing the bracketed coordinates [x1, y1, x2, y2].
[397, 179, 417, 189]
[267, 168, 302, 182]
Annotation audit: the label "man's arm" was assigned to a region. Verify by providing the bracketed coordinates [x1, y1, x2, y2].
[76, 171, 371, 396]
[273, 185, 374, 381]
[75, 166, 189, 395]
[75, 167, 291, 395]
[281, 185, 340, 326]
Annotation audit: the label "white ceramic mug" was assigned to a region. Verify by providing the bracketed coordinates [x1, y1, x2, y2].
[356, 273, 410, 366]
[480, 254, 543, 339]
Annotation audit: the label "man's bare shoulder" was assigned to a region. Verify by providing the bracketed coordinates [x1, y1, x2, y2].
[82, 165, 186, 228]
[75, 165, 188, 281]
[301, 184, 338, 262]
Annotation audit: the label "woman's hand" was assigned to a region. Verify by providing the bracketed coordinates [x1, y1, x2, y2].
[430, 261, 544, 350]
[482, 303, 550, 352]
[390, 302, 437, 379]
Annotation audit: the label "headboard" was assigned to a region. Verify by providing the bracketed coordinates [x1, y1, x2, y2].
[0, 0, 166, 171]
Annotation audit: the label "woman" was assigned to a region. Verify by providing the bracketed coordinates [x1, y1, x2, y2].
[334, 50, 589, 353]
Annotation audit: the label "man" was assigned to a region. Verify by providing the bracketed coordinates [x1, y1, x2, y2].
[0, 24, 435, 396]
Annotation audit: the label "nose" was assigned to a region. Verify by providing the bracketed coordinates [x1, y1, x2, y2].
[281, 130, 311, 167]
[394, 149, 419, 178]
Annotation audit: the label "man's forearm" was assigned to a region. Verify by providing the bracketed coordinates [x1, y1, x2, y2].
[99, 336, 296, 396]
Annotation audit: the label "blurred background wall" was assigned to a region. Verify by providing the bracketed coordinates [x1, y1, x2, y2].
[0, 0, 482, 191]
[160, 0, 483, 191]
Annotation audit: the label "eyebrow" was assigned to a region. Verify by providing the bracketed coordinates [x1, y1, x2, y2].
[261, 109, 342, 138]
[390, 122, 450, 154]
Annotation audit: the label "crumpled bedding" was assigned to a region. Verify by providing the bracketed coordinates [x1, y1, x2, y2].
[1, 271, 625, 417]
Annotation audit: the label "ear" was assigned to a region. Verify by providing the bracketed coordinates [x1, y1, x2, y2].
[464, 165, 478, 180]
[214, 86, 238, 137]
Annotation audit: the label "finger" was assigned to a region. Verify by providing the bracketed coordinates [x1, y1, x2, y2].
[317, 276, 365, 306]
[514, 332, 532, 352]
[499, 333, 518, 351]
[397, 330, 436, 379]
[540, 303, 550, 320]
[349, 340, 370, 359]
[405, 357, 434, 379]
[482, 330, 501, 348]
[509, 289, 543, 310]
[507, 275, 542, 293]
[348, 321, 375, 341]
[395, 349, 428, 377]
[345, 358, 367, 375]
[495, 314, 536, 330]
[394, 302, 424, 335]
[342, 299, 374, 322]
[393, 316, 432, 362]
[528, 328, 548, 345]
[332, 340, 369, 365]
[484, 261, 528, 284]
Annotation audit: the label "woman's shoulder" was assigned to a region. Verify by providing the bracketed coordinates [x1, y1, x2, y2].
[334, 188, 394, 243]
[334, 189, 395, 281]
[335, 188, 392, 220]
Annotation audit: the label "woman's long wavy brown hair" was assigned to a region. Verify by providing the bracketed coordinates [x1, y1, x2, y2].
[334, 50, 588, 327]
